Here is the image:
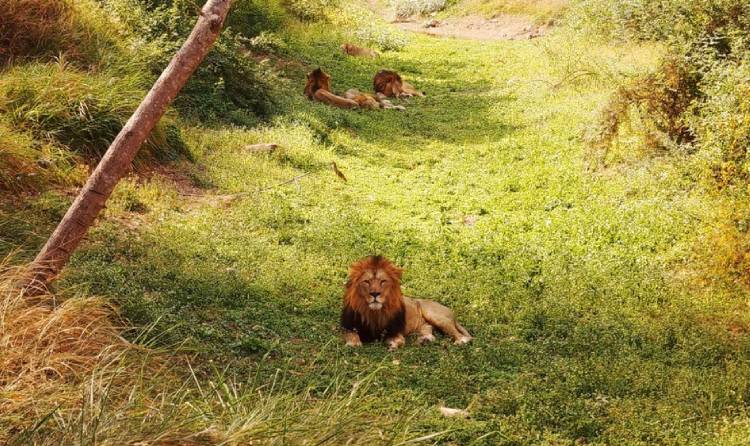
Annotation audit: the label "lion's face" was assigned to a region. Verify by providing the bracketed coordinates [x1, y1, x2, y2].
[355, 268, 396, 310]
[345, 256, 403, 314]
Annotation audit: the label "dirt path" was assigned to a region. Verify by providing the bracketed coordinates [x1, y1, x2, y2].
[393, 14, 548, 41]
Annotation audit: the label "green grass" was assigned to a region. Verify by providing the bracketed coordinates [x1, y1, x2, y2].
[5, 12, 750, 446]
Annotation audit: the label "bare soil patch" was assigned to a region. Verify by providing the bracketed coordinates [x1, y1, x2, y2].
[394, 14, 548, 41]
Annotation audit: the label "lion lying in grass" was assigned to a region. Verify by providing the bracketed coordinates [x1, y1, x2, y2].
[304, 69, 407, 110]
[340, 43, 378, 58]
[304, 68, 359, 109]
[373, 70, 425, 98]
[341, 256, 472, 350]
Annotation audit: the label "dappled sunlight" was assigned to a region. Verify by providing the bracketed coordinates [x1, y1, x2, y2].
[3, 0, 750, 444]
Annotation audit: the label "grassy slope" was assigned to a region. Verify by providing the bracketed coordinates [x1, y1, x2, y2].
[5, 16, 750, 446]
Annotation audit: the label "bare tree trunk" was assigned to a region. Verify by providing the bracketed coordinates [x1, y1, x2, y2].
[24, 0, 234, 295]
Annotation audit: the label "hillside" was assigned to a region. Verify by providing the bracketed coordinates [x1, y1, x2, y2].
[3, 0, 750, 444]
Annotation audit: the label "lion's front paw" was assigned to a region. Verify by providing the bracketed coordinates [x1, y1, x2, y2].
[417, 334, 436, 345]
[346, 339, 363, 347]
[386, 335, 405, 351]
[454, 336, 472, 345]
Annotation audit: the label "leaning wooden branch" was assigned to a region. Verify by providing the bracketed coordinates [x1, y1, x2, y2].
[24, 0, 234, 295]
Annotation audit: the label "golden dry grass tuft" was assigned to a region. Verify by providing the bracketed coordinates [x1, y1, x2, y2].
[0, 0, 72, 63]
[0, 257, 128, 442]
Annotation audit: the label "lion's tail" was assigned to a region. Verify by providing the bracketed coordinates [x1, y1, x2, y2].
[455, 322, 471, 339]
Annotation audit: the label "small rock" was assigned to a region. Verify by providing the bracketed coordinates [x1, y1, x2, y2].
[424, 19, 440, 28]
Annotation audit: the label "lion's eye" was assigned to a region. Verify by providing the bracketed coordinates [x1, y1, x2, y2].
[380, 280, 386, 286]
[363, 280, 371, 285]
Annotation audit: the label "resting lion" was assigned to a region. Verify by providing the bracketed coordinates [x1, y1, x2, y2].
[304, 68, 358, 109]
[341, 43, 378, 58]
[304, 69, 407, 111]
[344, 88, 380, 109]
[341, 255, 472, 350]
[373, 70, 425, 98]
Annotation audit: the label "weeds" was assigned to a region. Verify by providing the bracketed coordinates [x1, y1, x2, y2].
[0, 62, 189, 161]
[390, 0, 447, 19]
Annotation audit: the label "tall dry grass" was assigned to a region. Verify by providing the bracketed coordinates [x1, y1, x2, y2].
[0, 257, 129, 443]
[0, 0, 72, 63]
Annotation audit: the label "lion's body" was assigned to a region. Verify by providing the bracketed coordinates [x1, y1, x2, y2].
[373, 70, 425, 98]
[314, 89, 359, 109]
[304, 68, 359, 109]
[341, 43, 378, 58]
[341, 256, 472, 350]
[345, 89, 380, 109]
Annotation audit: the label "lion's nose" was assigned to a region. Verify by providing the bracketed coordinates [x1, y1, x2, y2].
[369, 292, 381, 299]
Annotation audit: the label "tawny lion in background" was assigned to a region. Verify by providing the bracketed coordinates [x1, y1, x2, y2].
[373, 70, 425, 98]
[341, 43, 378, 58]
[341, 255, 472, 350]
[304, 68, 359, 109]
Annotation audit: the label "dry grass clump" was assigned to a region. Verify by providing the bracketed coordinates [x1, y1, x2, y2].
[0, 0, 72, 63]
[589, 57, 699, 166]
[0, 258, 129, 442]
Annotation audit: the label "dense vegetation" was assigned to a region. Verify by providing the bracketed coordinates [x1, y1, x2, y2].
[3, 0, 750, 444]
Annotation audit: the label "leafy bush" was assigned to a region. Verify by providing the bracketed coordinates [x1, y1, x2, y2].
[691, 59, 750, 188]
[283, 0, 337, 21]
[331, 6, 409, 51]
[0, 63, 188, 161]
[578, 0, 750, 283]
[583, 0, 750, 164]
[571, 0, 750, 44]
[101, 0, 277, 125]
[390, 0, 447, 19]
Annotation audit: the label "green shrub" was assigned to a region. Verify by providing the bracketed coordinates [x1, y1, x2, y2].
[100, 0, 277, 125]
[390, 0, 447, 19]
[331, 6, 409, 51]
[0, 63, 189, 161]
[571, 0, 750, 45]
[283, 0, 337, 21]
[583, 0, 750, 164]
[691, 60, 750, 188]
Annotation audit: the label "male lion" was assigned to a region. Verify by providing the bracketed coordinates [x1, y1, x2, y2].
[373, 70, 425, 98]
[304, 68, 359, 109]
[341, 255, 472, 350]
[341, 43, 378, 58]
